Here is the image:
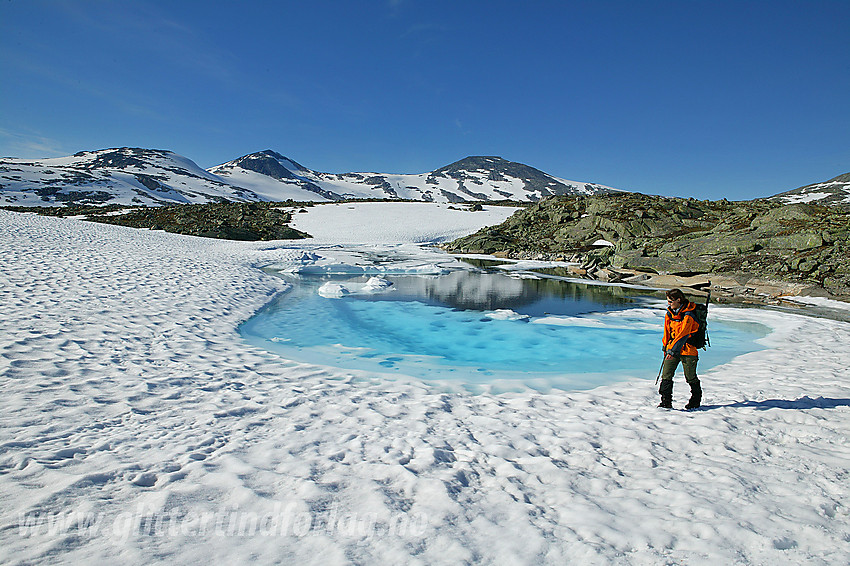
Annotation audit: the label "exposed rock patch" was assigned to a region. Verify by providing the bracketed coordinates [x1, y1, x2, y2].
[1, 201, 312, 241]
[84, 202, 311, 241]
[443, 193, 850, 299]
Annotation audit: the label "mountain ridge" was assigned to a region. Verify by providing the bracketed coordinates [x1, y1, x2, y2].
[209, 151, 621, 204]
[0, 147, 620, 207]
[1, 146, 847, 207]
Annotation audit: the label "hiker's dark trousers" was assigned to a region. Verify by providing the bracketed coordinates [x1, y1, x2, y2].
[660, 354, 699, 385]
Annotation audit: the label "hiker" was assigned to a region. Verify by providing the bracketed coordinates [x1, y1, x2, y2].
[659, 288, 703, 409]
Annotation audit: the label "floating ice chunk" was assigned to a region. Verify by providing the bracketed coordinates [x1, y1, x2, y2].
[301, 263, 367, 274]
[318, 282, 351, 298]
[364, 276, 393, 290]
[401, 263, 451, 274]
[533, 315, 609, 327]
[484, 309, 529, 321]
[293, 251, 321, 262]
[317, 277, 394, 298]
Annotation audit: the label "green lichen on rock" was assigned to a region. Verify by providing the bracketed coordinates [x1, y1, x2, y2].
[444, 193, 850, 297]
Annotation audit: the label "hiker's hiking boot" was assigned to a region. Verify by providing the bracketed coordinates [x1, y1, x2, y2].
[685, 381, 702, 410]
[658, 380, 673, 409]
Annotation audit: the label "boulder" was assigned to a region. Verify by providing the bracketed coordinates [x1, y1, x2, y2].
[750, 203, 818, 227]
[769, 232, 824, 252]
[612, 251, 714, 275]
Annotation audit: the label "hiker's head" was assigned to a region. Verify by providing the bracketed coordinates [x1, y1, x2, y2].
[666, 288, 687, 308]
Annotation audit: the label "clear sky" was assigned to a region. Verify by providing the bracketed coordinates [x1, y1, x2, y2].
[1, 0, 848, 200]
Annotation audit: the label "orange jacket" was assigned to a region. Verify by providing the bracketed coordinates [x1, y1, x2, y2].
[663, 301, 701, 357]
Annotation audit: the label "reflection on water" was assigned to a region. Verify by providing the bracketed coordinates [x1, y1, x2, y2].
[353, 271, 646, 315]
[240, 269, 769, 392]
[453, 257, 513, 269]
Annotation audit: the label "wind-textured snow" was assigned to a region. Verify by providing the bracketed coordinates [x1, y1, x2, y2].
[1, 205, 849, 565]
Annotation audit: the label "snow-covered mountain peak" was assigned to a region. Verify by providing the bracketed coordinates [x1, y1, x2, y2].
[209, 151, 620, 204]
[1, 147, 622, 206]
[0, 147, 258, 207]
[426, 155, 619, 200]
[60, 147, 218, 180]
[212, 150, 310, 179]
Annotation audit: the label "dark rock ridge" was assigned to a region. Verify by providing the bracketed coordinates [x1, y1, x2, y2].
[443, 193, 850, 298]
[83, 201, 311, 241]
[232, 150, 302, 180]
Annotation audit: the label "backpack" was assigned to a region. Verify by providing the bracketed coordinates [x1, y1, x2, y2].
[686, 297, 710, 349]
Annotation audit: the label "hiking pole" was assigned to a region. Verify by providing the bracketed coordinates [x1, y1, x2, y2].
[655, 354, 665, 385]
[704, 280, 711, 348]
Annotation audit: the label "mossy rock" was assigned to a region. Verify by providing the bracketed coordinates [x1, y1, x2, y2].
[768, 232, 824, 251]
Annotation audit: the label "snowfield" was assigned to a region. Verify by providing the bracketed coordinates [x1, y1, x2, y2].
[1, 204, 849, 565]
[287, 202, 520, 244]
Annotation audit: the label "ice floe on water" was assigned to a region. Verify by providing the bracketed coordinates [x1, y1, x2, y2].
[1, 205, 850, 565]
[317, 276, 394, 298]
[483, 309, 530, 321]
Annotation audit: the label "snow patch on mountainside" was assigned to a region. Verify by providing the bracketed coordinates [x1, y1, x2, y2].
[768, 172, 850, 206]
[0, 148, 260, 207]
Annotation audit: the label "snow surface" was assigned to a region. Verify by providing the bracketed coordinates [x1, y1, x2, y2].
[288, 201, 519, 244]
[1, 205, 850, 565]
[773, 180, 850, 205]
[779, 191, 831, 204]
[206, 167, 333, 203]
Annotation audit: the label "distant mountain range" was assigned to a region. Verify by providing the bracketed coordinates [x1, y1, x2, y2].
[0, 148, 619, 207]
[1, 147, 846, 207]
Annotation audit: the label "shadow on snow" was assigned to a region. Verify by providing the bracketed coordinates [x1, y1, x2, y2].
[700, 396, 850, 411]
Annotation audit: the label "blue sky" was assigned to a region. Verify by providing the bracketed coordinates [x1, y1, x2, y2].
[1, 0, 848, 199]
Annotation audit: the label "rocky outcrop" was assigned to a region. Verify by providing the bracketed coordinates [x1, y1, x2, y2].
[444, 193, 850, 298]
[83, 202, 311, 241]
